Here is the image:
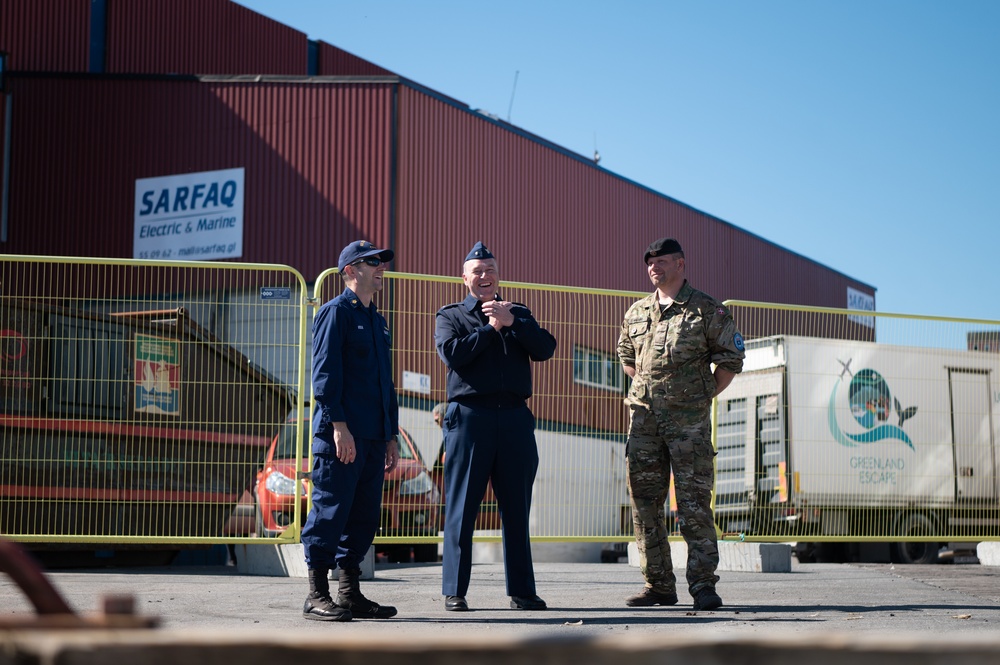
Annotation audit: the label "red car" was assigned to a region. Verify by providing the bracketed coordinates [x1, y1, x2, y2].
[254, 411, 441, 562]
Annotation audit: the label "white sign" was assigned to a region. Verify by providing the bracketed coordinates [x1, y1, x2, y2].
[402, 370, 431, 395]
[847, 286, 875, 329]
[134, 167, 244, 260]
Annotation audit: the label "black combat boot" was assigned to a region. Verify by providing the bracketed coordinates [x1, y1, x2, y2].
[336, 567, 397, 619]
[303, 568, 352, 621]
[692, 586, 723, 611]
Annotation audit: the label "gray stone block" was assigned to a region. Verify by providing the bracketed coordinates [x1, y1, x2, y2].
[977, 542, 1000, 566]
[628, 541, 792, 573]
[235, 542, 374, 579]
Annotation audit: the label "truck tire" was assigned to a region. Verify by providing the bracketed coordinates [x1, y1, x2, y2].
[891, 513, 940, 564]
[813, 542, 848, 563]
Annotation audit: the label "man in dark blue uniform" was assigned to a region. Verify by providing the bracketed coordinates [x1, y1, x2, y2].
[435, 241, 557, 612]
[301, 240, 400, 622]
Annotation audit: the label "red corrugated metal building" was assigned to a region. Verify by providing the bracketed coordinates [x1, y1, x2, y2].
[0, 0, 875, 306]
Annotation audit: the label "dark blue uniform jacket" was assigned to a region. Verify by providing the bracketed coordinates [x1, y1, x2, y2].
[435, 293, 557, 402]
[312, 287, 398, 450]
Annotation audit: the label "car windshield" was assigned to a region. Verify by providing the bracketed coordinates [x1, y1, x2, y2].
[273, 424, 301, 460]
[272, 422, 419, 462]
[397, 433, 415, 460]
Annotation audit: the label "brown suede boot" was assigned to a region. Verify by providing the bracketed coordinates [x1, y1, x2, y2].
[625, 587, 679, 607]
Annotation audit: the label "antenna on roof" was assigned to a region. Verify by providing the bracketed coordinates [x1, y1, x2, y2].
[507, 70, 519, 123]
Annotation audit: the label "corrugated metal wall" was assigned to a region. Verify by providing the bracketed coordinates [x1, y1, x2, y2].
[315, 41, 394, 77]
[394, 86, 869, 307]
[0, 0, 91, 71]
[0, 2, 875, 308]
[1, 90, 7, 243]
[104, 0, 306, 75]
[3, 77, 394, 277]
[0, 0, 306, 75]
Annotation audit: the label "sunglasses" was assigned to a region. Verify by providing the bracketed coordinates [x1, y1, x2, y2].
[351, 257, 383, 267]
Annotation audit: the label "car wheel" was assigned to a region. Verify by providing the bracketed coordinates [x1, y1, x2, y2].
[254, 493, 267, 538]
[412, 543, 438, 563]
[384, 545, 411, 563]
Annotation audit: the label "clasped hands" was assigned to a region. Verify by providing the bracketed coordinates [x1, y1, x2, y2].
[482, 300, 515, 331]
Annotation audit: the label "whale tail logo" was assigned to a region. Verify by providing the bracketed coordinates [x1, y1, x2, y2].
[828, 362, 915, 450]
[894, 397, 917, 427]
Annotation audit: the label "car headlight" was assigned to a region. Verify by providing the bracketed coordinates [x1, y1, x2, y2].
[399, 471, 434, 496]
[264, 470, 297, 496]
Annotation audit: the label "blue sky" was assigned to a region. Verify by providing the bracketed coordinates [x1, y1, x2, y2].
[236, 0, 998, 322]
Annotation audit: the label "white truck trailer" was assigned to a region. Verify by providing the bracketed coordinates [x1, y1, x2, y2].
[713, 334, 1000, 563]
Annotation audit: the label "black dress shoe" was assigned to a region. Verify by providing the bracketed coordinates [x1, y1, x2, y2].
[510, 594, 547, 610]
[445, 595, 469, 611]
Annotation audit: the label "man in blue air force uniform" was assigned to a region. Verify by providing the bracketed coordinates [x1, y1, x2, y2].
[434, 241, 557, 612]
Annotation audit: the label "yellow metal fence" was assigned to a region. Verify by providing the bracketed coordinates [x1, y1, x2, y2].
[0, 257, 307, 548]
[4, 256, 1000, 561]
[713, 301, 1000, 562]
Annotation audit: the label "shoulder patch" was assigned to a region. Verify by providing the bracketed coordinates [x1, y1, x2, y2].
[734, 332, 745, 352]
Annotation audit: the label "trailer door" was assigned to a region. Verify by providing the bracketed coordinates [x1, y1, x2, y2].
[714, 369, 784, 534]
[949, 369, 995, 501]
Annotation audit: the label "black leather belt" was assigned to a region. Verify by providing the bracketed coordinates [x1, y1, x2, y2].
[453, 395, 526, 409]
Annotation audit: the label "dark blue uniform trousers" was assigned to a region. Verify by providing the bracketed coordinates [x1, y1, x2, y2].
[302, 437, 387, 571]
[441, 402, 539, 597]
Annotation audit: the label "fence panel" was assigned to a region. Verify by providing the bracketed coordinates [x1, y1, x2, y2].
[0, 256, 307, 550]
[9, 259, 1000, 561]
[314, 270, 643, 553]
[714, 301, 1000, 561]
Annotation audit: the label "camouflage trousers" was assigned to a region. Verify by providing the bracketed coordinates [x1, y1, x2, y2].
[626, 405, 719, 595]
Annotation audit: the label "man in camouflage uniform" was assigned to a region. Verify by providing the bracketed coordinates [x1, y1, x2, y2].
[617, 238, 745, 611]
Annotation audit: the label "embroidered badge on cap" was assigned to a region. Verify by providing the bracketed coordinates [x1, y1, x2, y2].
[465, 241, 495, 262]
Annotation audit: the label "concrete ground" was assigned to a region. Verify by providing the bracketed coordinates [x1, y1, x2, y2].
[5, 559, 1000, 664]
[5, 559, 1000, 637]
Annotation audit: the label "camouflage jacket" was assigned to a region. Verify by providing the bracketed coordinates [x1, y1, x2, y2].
[618, 281, 745, 411]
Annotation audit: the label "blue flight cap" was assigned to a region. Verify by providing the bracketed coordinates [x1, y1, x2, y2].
[337, 240, 394, 272]
[465, 241, 495, 262]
